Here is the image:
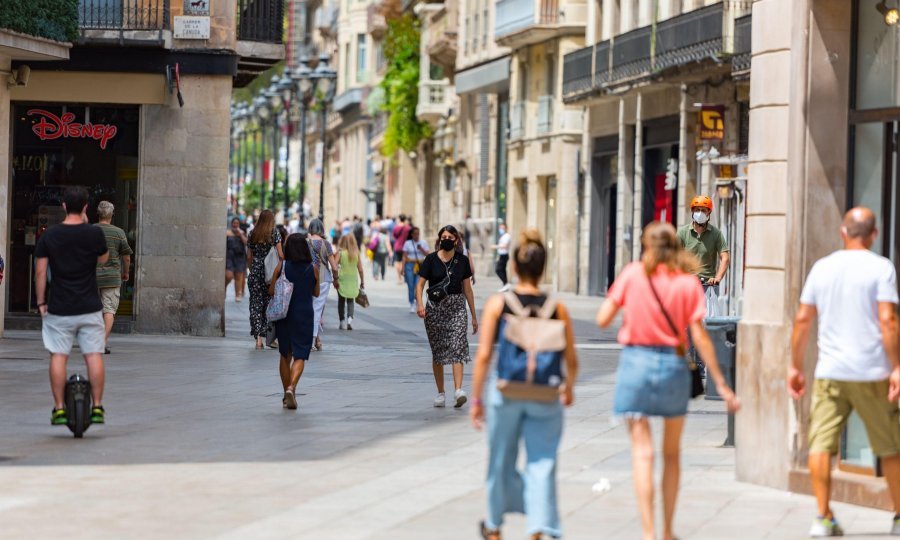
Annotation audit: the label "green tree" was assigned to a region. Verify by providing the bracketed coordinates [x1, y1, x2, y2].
[379, 13, 430, 157]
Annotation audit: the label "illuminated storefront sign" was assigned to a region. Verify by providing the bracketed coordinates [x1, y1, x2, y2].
[27, 109, 118, 150]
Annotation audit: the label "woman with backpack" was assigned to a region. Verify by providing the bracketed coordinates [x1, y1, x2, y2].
[367, 225, 392, 281]
[415, 225, 477, 408]
[268, 233, 319, 410]
[335, 234, 364, 330]
[470, 229, 578, 540]
[595, 222, 740, 540]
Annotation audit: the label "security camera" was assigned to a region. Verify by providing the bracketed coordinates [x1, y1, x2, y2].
[7, 65, 30, 88]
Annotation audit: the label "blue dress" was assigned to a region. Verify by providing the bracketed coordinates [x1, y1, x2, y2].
[275, 261, 316, 360]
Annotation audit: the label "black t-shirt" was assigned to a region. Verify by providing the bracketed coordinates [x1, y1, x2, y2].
[418, 252, 473, 294]
[34, 223, 108, 316]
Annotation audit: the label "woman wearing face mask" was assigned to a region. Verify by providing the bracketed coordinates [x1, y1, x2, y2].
[416, 225, 478, 408]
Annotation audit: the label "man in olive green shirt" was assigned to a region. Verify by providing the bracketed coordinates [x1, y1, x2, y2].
[95, 201, 133, 353]
[677, 195, 730, 290]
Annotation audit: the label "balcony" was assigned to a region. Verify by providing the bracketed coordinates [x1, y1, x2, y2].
[416, 80, 451, 124]
[509, 101, 526, 140]
[561, 44, 591, 98]
[536, 95, 553, 135]
[426, 5, 457, 75]
[495, 0, 586, 49]
[0, 1, 73, 61]
[76, 0, 169, 44]
[731, 14, 751, 77]
[236, 0, 286, 87]
[367, 4, 386, 39]
[560, 0, 752, 102]
[333, 87, 365, 113]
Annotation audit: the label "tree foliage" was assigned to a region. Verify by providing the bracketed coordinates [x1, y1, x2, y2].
[379, 12, 430, 157]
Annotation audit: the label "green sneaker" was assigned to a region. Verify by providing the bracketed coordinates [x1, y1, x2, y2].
[90, 406, 105, 424]
[51, 408, 67, 425]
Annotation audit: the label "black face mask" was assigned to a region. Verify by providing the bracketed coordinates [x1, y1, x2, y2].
[440, 238, 456, 252]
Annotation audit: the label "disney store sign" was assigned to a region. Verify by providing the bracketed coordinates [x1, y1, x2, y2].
[28, 109, 118, 150]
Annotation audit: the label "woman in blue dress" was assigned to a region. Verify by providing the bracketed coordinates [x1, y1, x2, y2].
[270, 233, 319, 410]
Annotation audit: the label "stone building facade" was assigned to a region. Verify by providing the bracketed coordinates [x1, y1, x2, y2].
[737, 0, 895, 510]
[3, 2, 283, 336]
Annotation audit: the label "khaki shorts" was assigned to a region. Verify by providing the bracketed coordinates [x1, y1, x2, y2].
[41, 311, 105, 355]
[808, 378, 900, 457]
[100, 287, 121, 315]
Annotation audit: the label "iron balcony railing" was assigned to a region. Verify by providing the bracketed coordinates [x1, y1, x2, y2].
[610, 25, 652, 81]
[78, 0, 169, 30]
[496, 0, 561, 37]
[731, 13, 752, 74]
[562, 44, 592, 97]
[238, 0, 284, 43]
[509, 101, 526, 140]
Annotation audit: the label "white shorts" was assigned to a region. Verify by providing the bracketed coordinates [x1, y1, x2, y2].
[42, 311, 105, 355]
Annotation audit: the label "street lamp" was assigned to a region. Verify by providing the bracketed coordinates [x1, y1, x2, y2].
[291, 56, 316, 226]
[253, 95, 270, 210]
[312, 54, 337, 221]
[264, 75, 282, 213]
[276, 69, 295, 224]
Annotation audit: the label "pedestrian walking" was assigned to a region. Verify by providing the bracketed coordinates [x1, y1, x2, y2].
[247, 210, 284, 350]
[336, 233, 365, 330]
[307, 218, 340, 351]
[271, 233, 319, 410]
[416, 225, 478, 408]
[494, 222, 511, 292]
[226, 217, 248, 303]
[34, 186, 110, 426]
[368, 225, 392, 281]
[470, 229, 579, 540]
[393, 214, 411, 283]
[595, 221, 739, 540]
[402, 227, 430, 313]
[789, 207, 900, 537]
[94, 201, 132, 354]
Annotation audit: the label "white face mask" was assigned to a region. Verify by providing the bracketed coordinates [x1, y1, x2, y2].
[692, 211, 709, 225]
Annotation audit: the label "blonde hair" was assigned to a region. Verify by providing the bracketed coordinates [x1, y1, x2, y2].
[250, 210, 275, 244]
[513, 228, 546, 283]
[641, 222, 699, 275]
[338, 232, 359, 262]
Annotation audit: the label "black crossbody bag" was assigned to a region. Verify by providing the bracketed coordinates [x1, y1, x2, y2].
[426, 255, 458, 305]
[646, 274, 705, 399]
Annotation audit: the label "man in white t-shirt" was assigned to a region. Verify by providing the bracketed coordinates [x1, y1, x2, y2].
[790, 207, 900, 537]
[493, 222, 511, 292]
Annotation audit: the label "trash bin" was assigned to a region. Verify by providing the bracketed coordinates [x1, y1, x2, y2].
[703, 316, 739, 447]
[703, 316, 739, 401]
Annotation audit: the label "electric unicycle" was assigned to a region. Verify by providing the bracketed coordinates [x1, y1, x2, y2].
[65, 374, 92, 438]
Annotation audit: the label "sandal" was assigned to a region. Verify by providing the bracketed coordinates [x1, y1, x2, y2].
[480, 521, 501, 540]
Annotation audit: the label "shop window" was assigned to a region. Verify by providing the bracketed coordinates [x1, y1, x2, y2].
[855, 1, 900, 110]
[9, 104, 140, 316]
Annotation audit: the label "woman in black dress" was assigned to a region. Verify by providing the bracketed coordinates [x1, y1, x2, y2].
[225, 217, 248, 302]
[415, 225, 478, 409]
[247, 210, 283, 349]
[270, 233, 319, 410]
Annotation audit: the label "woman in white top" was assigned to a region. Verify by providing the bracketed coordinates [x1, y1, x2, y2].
[402, 227, 430, 313]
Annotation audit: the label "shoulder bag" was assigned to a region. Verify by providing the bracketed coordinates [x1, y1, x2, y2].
[264, 246, 280, 284]
[266, 261, 294, 322]
[645, 273, 704, 399]
[426, 255, 458, 305]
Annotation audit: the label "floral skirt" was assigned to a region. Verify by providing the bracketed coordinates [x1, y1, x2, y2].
[424, 293, 470, 365]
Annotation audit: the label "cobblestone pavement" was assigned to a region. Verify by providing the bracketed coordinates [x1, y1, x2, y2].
[0, 269, 891, 539]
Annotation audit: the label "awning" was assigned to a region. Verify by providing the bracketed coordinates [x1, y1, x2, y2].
[455, 56, 510, 95]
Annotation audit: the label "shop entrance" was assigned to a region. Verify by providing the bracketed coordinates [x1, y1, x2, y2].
[641, 116, 680, 227]
[588, 136, 618, 295]
[7, 104, 140, 320]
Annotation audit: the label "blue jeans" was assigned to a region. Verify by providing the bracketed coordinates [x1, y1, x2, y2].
[486, 385, 563, 537]
[404, 262, 417, 304]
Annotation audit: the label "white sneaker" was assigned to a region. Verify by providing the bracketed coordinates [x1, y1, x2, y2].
[498, 284, 511, 292]
[454, 389, 468, 408]
[891, 516, 900, 536]
[347, 317, 353, 331]
[433, 393, 446, 408]
[809, 516, 844, 537]
[409, 303, 417, 314]
[339, 320, 346, 330]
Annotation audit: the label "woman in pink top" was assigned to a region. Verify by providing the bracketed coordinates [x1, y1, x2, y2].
[596, 222, 739, 540]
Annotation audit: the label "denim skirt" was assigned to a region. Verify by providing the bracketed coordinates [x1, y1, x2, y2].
[613, 346, 691, 418]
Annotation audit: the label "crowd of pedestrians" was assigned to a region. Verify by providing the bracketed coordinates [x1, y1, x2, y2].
[27, 191, 900, 538]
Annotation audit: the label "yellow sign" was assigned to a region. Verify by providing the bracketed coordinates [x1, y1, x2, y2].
[699, 105, 725, 140]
